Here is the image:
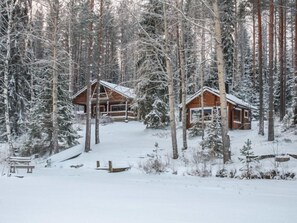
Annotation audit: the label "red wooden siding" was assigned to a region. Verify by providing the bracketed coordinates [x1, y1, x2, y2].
[185, 90, 252, 130]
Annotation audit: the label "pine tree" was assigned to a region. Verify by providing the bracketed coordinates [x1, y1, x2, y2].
[22, 67, 53, 156]
[189, 121, 204, 138]
[22, 60, 79, 156]
[238, 139, 257, 178]
[144, 98, 169, 128]
[200, 110, 223, 158]
[0, 0, 32, 146]
[21, 1, 79, 156]
[134, 0, 168, 128]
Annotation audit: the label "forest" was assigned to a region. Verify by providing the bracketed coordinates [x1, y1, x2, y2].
[0, 0, 296, 161]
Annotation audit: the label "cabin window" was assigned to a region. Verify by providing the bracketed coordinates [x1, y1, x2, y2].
[190, 107, 213, 123]
[92, 105, 105, 114]
[111, 104, 126, 112]
[233, 108, 242, 123]
[74, 105, 85, 114]
[244, 110, 249, 118]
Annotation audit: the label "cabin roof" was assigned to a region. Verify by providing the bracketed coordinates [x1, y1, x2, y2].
[72, 80, 135, 99]
[183, 86, 257, 110]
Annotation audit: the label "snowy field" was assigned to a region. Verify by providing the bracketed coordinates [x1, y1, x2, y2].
[1, 121, 297, 223]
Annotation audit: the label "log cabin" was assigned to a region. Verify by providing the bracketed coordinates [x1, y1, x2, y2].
[72, 80, 136, 121]
[183, 87, 256, 130]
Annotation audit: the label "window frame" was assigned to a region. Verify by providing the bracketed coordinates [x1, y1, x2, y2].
[110, 104, 126, 112]
[233, 108, 242, 123]
[244, 110, 249, 119]
[190, 107, 213, 124]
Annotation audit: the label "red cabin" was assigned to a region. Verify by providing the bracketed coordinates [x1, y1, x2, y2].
[183, 87, 256, 130]
[72, 80, 136, 121]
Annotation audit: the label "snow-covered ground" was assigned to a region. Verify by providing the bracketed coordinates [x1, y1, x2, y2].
[0, 121, 297, 223]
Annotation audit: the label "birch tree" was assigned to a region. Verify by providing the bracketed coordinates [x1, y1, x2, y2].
[95, 0, 104, 145]
[213, 0, 230, 163]
[48, 0, 60, 154]
[164, 0, 178, 159]
[85, 0, 94, 152]
[177, 0, 187, 150]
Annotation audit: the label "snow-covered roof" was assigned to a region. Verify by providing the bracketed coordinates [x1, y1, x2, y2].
[72, 80, 135, 99]
[100, 80, 135, 99]
[184, 86, 257, 110]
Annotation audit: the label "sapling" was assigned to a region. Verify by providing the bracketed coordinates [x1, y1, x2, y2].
[141, 142, 169, 174]
[238, 139, 257, 178]
[189, 121, 204, 138]
[200, 110, 223, 158]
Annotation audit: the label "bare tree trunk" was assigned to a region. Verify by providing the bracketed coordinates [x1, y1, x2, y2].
[213, 0, 230, 163]
[49, 0, 60, 154]
[68, 0, 74, 96]
[283, 1, 287, 118]
[164, 1, 178, 159]
[233, 0, 239, 90]
[85, 0, 94, 152]
[252, 2, 256, 88]
[200, 5, 206, 140]
[268, 0, 274, 141]
[294, 0, 297, 125]
[177, 0, 187, 150]
[257, 0, 265, 136]
[95, 0, 104, 145]
[279, 0, 285, 121]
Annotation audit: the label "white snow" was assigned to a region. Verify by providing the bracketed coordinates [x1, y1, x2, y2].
[1, 121, 297, 223]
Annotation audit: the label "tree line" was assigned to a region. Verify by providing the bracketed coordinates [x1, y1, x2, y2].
[0, 0, 296, 162]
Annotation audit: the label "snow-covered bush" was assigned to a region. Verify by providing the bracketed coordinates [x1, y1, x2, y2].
[187, 150, 212, 177]
[139, 143, 169, 174]
[100, 115, 113, 125]
[258, 170, 295, 180]
[215, 168, 237, 178]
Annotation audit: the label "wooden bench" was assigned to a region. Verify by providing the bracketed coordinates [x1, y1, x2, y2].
[95, 161, 130, 173]
[10, 165, 35, 173]
[8, 157, 35, 173]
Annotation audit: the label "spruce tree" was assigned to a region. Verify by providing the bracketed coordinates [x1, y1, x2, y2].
[238, 139, 257, 178]
[189, 121, 204, 138]
[134, 0, 168, 128]
[22, 63, 79, 156]
[0, 0, 32, 143]
[144, 98, 169, 128]
[200, 109, 223, 158]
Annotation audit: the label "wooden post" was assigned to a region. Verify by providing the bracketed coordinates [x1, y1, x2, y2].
[125, 100, 128, 121]
[108, 161, 113, 172]
[96, 161, 100, 168]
